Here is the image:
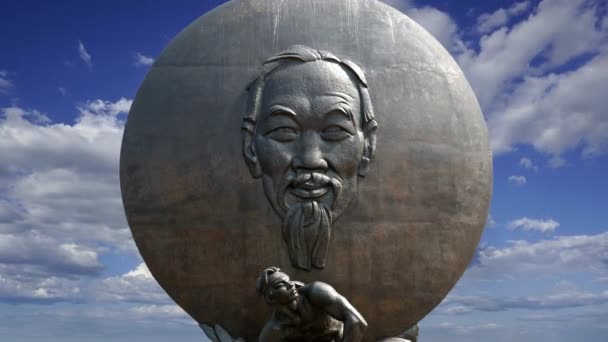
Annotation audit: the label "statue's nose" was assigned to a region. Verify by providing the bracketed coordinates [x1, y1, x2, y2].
[292, 134, 328, 172]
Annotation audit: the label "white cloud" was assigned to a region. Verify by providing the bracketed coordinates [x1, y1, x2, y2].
[134, 52, 155, 67]
[379, 0, 464, 53]
[427, 287, 608, 339]
[508, 217, 559, 233]
[0, 232, 102, 275]
[508, 175, 527, 185]
[78, 40, 92, 67]
[488, 51, 608, 159]
[425, 321, 501, 334]
[595, 276, 608, 283]
[0, 98, 135, 303]
[0, 271, 83, 303]
[469, 232, 608, 281]
[476, 1, 530, 34]
[440, 285, 608, 313]
[0, 303, 201, 340]
[124, 262, 153, 278]
[383, 0, 608, 164]
[520, 305, 608, 329]
[0, 258, 171, 308]
[1, 99, 130, 180]
[0, 70, 14, 94]
[519, 157, 538, 171]
[458, 0, 608, 161]
[548, 156, 567, 168]
[459, 0, 606, 110]
[8, 168, 132, 239]
[406, 6, 463, 52]
[130, 304, 191, 320]
[509, 1, 531, 15]
[0, 199, 22, 223]
[95, 263, 170, 304]
[438, 305, 474, 315]
[58, 87, 67, 96]
[81, 97, 132, 117]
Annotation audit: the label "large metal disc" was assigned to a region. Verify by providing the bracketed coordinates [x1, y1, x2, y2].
[120, 0, 492, 340]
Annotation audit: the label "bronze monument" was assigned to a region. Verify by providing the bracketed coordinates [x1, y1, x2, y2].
[120, 0, 493, 340]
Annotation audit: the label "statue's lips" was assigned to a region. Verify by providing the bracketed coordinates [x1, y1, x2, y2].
[289, 184, 330, 199]
[286, 173, 335, 200]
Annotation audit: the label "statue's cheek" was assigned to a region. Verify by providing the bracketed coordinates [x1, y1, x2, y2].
[323, 136, 365, 176]
[255, 138, 296, 174]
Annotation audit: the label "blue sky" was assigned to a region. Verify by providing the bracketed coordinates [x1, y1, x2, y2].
[1, 0, 607, 341]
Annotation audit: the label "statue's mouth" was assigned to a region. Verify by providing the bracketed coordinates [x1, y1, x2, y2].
[277, 171, 343, 214]
[290, 182, 330, 199]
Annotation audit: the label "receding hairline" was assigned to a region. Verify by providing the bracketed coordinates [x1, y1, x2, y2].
[261, 59, 364, 94]
[260, 60, 363, 122]
[243, 45, 376, 133]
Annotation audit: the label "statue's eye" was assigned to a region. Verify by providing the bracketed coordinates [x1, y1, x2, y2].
[266, 127, 298, 142]
[321, 125, 352, 141]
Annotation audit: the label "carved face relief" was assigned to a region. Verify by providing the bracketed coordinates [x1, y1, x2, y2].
[242, 46, 377, 271]
[256, 61, 365, 221]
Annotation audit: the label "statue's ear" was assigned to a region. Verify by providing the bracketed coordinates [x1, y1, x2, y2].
[242, 123, 262, 178]
[265, 294, 276, 306]
[358, 120, 377, 177]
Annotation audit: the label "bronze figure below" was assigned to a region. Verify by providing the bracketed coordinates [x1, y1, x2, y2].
[202, 267, 367, 342]
[256, 267, 367, 342]
[242, 46, 378, 271]
[201, 267, 418, 342]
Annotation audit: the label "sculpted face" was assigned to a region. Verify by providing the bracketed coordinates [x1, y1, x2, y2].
[254, 61, 366, 219]
[268, 275, 299, 305]
[242, 46, 377, 270]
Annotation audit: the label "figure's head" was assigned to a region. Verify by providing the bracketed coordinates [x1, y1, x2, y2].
[242, 45, 377, 219]
[256, 267, 299, 306]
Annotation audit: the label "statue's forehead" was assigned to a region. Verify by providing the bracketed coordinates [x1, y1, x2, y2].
[262, 61, 359, 100]
[268, 273, 290, 286]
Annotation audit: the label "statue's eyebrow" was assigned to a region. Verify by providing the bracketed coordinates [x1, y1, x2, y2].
[318, 100, 354, 122]
[318, 92, 355, 121]
[328, 91, 355, 102]
[325, 105, 353, 122]
[268, 105, 296, 117]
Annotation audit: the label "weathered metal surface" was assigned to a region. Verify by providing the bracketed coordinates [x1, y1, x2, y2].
[120, 0, 492, 340]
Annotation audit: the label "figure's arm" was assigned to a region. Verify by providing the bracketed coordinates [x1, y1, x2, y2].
[307, 282, 368, 342]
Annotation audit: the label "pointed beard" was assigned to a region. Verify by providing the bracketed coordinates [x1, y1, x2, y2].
[282, 201, 332, 271]
[275, 171, 343, 270]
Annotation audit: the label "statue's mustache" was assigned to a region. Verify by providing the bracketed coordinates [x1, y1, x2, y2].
[293, 172, 332, 187]
[277, 171, 343, 215]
